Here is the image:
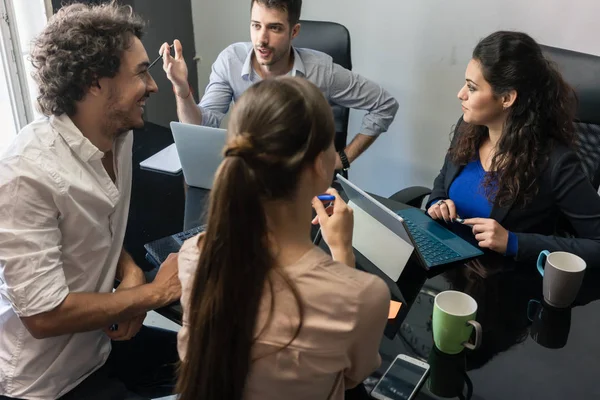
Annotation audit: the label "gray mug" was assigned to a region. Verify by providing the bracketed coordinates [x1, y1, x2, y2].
[537, 251, 586, 308]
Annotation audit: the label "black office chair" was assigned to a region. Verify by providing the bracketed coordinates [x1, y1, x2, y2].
[293, 20, 352, 153]
[389, 45, 600, 208]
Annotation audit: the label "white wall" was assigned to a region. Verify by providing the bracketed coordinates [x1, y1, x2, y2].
[191, 0, 600, 196]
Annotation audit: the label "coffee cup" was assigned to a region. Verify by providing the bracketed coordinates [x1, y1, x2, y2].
[537, 251, 586, 308]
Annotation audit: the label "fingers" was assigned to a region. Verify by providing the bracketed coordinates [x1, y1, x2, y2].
[325, 188, 344, 211]
[312, 197, 328, 224]
[478, 239, 491, 249]
[427, 206, 441, 220]
[463, 218, 485, 226]
[439, 203, 451, 223]
[164, 252, 178, 264]
[159, 42, 169, 56]
[104, 316, 144, 341]
[445, 200, 458, 221]
[104, 324, 127, 341]
[311, 203, 333, 225]
[173, 39, 184, 60]
[122, 316, 143, 340]
[475, 232, 489, 242]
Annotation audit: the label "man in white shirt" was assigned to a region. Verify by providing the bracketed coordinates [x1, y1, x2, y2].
[0, 3, 180, 400]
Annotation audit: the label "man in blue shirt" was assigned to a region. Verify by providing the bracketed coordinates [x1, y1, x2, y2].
[160, 0, 398, 170]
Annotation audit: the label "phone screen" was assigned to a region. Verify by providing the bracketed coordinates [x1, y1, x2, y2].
[372, 357, 428, 400]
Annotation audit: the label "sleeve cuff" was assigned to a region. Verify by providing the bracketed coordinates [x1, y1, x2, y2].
[505, 231, 519, 257]
[359, 122, 384, 137]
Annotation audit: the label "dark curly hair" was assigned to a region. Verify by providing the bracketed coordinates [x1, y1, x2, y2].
[450, 31, 577, 207]
[31, 1, 145, 117]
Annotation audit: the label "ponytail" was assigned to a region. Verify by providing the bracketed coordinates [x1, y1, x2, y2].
[176, 77, 335, 400]
[177, 155, 272, 400]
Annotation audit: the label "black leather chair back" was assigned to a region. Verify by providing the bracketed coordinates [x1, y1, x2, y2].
[542, 45, 600, 190]
[293, 20, 352, 152]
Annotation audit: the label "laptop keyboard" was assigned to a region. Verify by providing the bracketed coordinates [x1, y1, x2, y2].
[173, 225, 207, 245]
[403, 219, 461, 265]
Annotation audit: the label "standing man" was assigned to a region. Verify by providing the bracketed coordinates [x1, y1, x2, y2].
[0, 2, 180, 399]
[161, 0, 398, 171]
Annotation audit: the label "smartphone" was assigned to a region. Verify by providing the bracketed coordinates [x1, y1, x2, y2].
[371, 354, 430, 400]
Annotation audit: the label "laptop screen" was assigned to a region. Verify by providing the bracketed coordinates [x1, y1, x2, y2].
[337, 175, 414, 282]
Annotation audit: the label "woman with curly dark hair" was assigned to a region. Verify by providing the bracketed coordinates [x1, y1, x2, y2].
[427, 31, 600, 267]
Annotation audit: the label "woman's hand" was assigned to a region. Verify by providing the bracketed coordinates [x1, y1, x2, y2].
[427, 199, 459, 223]
[312, 188, 355, 267]
[463, 218, 509, 254]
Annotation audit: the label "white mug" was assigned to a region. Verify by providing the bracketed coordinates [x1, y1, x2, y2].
[537, 251, 586, 308]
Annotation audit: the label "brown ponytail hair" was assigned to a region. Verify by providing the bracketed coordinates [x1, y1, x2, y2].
[176, 77, 335, 400]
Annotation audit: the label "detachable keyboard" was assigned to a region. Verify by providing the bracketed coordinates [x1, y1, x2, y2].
[403, 219, 461, 265]
[144, 224, 207, 267]
[173, 225, 206, 246]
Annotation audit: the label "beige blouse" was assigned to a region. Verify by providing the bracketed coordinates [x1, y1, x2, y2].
[177, 235, 391, 400]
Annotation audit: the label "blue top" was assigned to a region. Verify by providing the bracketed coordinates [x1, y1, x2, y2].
[198, 43, 398, 132]
[448, 160, 519, 256]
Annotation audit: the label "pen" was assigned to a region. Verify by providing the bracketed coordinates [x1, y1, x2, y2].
[317, 194, 335, 201]
[313, 195, 334, 245]
[148, 44, 172, 70]
[454, 217, 473, 227]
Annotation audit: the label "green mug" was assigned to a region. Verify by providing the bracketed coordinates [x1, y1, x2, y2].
[433, 290, 482, 355]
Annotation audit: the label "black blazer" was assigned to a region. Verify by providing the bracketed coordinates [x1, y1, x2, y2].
[430, 118, 600, 268]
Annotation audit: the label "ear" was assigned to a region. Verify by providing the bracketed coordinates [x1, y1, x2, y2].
[88, 76, 104, 98]
[311, 150, 328, 182]
[502, 89, 517, 110]
[291, 23, 301, 39]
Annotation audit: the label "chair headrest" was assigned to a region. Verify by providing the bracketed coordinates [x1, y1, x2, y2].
[293, 20, 352, 70]
[542, 45, 600, 126]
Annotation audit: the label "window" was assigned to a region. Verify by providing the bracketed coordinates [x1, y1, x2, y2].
[0, 0, 49, 152]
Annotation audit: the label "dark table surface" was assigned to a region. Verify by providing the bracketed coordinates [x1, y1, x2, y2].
[126, 123, 600, 400]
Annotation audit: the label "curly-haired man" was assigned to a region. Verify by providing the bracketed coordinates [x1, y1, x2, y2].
[0, 2, 180, 399]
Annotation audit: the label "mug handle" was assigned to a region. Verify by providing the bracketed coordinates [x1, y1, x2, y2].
[462, 320, 482, 350]
[457, 372, 473, 400]
[527, 299, 541, 322]
[537, 250, 550, 277]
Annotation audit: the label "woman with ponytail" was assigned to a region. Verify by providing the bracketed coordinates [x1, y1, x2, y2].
[175, 77, 390, 400]
[427, 31, 600, 267]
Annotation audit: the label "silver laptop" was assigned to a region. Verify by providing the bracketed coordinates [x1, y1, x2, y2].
[170, 122, 227, 189]
[336, 174, 415, 281]
[337, 174, 483, 273]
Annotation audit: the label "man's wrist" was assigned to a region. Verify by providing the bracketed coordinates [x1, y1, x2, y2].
[147, 281, 179, 308]
[174, 83, 193, 99]
[338, 150, 350, 171]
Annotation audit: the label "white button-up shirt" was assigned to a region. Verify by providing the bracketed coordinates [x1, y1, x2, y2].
[0, 115, 132, 399]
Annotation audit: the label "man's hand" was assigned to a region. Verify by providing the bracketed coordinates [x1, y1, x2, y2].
[104, 267, 146, 341]
[151, 253, 181, 305]
[161, 39, 190, 98]
[463, 217, 509, 254]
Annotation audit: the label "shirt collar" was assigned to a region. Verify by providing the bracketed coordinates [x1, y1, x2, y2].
[241, 46, 306, 80]
[49, 114, 105, 162]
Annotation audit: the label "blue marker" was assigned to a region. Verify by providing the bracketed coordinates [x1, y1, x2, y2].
[317, 194, 335, 201]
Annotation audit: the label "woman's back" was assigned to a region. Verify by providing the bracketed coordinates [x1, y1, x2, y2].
[178, 238, 390, 400]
